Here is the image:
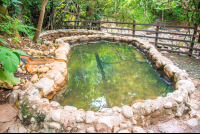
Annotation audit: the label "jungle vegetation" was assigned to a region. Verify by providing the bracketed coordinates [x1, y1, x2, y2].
[0, 0, 199, 42]
[0, 0, 199, 85]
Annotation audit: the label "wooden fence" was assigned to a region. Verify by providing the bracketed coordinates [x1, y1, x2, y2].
[63, 20, 200, 57]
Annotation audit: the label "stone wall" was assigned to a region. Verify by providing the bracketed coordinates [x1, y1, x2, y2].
[18, 29, 195, 133]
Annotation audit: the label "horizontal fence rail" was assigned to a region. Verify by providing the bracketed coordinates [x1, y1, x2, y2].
[63, 20, 200, 57]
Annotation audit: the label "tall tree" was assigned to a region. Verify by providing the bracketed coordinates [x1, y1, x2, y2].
[33, 0, 48, 43]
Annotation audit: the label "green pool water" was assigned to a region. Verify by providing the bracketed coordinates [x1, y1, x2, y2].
[53, 42, 174, 111]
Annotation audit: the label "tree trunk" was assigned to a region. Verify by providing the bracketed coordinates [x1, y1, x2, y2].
[33, 0, 49, 43]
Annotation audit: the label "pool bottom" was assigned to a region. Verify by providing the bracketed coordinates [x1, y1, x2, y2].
[53, 42, 174, 111]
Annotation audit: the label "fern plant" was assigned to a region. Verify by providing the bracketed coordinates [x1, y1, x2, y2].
[0, 14, 36, 39]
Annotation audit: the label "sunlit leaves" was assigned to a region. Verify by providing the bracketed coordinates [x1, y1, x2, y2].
[0, 48, 20, 73]
[0, 69, 20, 85]
[0, 46, 28, 85]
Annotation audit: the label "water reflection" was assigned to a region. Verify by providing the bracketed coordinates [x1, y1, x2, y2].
[53, 42, 174, 111]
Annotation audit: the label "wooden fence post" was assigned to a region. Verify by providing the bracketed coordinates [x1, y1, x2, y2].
[189, 23, 197, 57]
[155, 22, 160, 49]
[132, 20, 135, 37]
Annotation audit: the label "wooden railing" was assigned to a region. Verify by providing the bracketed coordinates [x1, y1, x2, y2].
[63, 20, 200, 57]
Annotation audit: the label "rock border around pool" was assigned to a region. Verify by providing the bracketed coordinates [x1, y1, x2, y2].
[17, 29, 195, 133]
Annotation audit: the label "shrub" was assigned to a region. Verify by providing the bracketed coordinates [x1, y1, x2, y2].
[0, 39, 29, 85]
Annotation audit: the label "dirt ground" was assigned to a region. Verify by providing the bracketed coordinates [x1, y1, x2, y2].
[0, 35, 41, 104]
[162, 53, 200, 80]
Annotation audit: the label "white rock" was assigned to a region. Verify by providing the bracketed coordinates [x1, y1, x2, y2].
[132, 126, 145, 133]
[86, 127, 96, 133]
[164, 64, 180, 79]
[50, 101, 60, 107]
[48, 73, 55, 79]
[17, 68, 23, 73]
[18, 126, 27, 133]
[98, 108, 109, 112]
[86, 111, 95, 124]
[78, 130, 86, 133]
[112, 107, 122, 113]
[118, 130, 130, 133]
[76, 113, 84, 123]
[39, 78, 55, 97]
[174, 71, 189, 82]
[187, 118, 198, 127]
[33, 81, 44, 90]
[38, 67, 49, 73]
[55, 43, 70, 61]
[30, 117, 35, 122]
[145, 108, 152, 115]
[52, 110, 61, 122]
[54, 71, 62, 81]
[59, 68, 65, 73]
[96, 116, 121, 132]
[28, 96, 40, 102]
[105, 109, 113, 114]
[131, 118, 137, 125]
[8, 125, 18, 133]
[28, 89, 39, 96]
[152, 53, 162, 61]
[31, 74, 38, 83]
[113, 127, 120, 133]
[149, 48, 159, 56]
[120, 123, 127, 129]
[175, 80, 195, 94]
[39, 98, 49, 104]
[175, 111, 182, 117]
[122, 105, 133, 119]
[49, 122, 61, 129]
[64, 106, 77, 111]
[164, 102, 173, 109]
[19, 91, 25, 101]
[8, 90, 20, 104]
[173, 96, 183, 104]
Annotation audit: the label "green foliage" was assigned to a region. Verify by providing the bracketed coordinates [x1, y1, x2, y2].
[2, 0, 23, 7]
[0, 14, 36, 39]
[0, 48, 20, 73]
[11, 37, 21, 43]
[0, 37, 7, 44]
[0, 46, 28, 85]
[0, 68, 20, 85]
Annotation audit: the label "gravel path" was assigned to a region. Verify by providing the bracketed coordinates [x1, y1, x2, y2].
[162, 53, 200, 80]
